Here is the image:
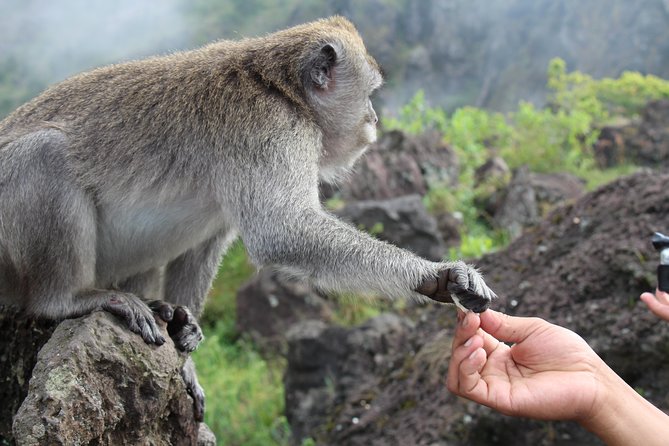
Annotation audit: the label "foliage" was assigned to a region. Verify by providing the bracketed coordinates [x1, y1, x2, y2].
[329, 293, 384, 326]
[445, 106, 512, 176]
[502, 101, 597, 175]
[200, 240, 256, 337]
[195, 241, 292, 445]
[547, 57, 669, 119]
[381, 90, 448, 135]
[384, 60, 668, 260]
[193, 328, 290, 446]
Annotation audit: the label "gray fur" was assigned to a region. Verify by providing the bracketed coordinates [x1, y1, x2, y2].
[0, 16, 495, 420]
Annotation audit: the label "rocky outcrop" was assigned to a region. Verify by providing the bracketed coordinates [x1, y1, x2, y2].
[236, 269, 334, 350]
[284, 170, 669, 445]
[492, 165, 585, 238]
[1, 310, 213, 446]
[0, 309, 58, 441]
[284, 314, 415, 445]
[336, 195, 446, 261]
[594, 100, 669, 168]
[323, 130, 459, 202]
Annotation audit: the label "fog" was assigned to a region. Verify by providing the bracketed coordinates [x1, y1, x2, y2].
[0, 0, 190, 82]
[2, 0, 669, 116]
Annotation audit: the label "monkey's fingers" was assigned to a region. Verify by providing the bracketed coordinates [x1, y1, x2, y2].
[416, 262, 496, 313]
[447, 265, 496, 313]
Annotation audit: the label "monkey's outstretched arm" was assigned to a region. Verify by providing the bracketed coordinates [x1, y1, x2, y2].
[231, 151, 495, 311]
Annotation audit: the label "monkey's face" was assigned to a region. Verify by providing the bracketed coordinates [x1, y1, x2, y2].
[306, 41, 382, 184]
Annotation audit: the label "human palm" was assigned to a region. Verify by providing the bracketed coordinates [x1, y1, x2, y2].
[447, 310, 605, 421]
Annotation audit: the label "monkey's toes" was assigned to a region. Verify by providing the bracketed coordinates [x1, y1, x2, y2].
[181, 361, 205, 422]
[188, 381, 205, 422]
[102, 294, 166, 345]
[148, 300, 175, 322]
[168, 306, 204, 352]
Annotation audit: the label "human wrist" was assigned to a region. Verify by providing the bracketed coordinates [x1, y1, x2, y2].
[578, 362, 632, 434]
[579, 360, 669, 445]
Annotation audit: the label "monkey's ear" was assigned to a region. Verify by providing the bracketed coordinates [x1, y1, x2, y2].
[309, 44, 337, 90]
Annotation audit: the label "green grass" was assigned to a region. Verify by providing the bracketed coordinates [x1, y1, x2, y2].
[192, 328, 290, 446]
[583, 164, 640, 191]
[195, 241, 290, 445]
[200, 240, 256, 338]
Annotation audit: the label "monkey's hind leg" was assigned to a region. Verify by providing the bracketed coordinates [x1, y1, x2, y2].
[0, 129, 166, 345]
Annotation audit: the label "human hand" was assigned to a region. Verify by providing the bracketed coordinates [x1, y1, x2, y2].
[640, 289, 669, 322]
[446, 310, 607, 421]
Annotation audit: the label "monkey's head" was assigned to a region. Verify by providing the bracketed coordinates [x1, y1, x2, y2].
[298, 17, 383, 184]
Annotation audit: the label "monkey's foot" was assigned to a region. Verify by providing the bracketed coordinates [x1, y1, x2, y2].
[166, 306, 204, 353]
[182, 358, 205, 422]
[148, 299, 175, 323]
[101, 293, 166, 345]
[416, 261, 497, 313]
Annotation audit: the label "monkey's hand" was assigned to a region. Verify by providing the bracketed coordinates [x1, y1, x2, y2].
[101, 293, 166, 345]
[416, 261, 496, 313]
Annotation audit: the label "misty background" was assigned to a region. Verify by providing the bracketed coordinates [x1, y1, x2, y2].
[2, 0, 669, 117]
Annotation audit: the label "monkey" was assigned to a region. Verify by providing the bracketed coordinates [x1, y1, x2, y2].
[0, 16, 496, 421]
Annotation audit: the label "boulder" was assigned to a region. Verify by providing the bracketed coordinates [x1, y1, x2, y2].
[1, 310, 213, 446]
[593, 100, 669, 168]
[284, 314, 415, 445]
[493, 165, 585, 238]
[236, 269, 334, 350]
[336, 194, 446, 261]
[0, 309, 58, 441]
[323, 130, 459, 201]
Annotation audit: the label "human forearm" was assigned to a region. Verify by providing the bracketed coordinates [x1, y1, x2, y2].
[580, 362, 669, 445]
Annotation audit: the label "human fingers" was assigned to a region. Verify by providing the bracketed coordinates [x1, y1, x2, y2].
[641, 292, 669, 322]
[446, 332, 485, 394]
[479, 309, 547, 344]
[452, 310, 481, 350]
[656, 289, 669, 305]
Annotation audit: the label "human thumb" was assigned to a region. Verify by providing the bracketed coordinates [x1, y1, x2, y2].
[479, 309, 548, 344]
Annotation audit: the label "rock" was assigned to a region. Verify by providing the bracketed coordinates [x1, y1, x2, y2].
[336, 195, 446, 261]
[197, 424, 216, 446]
[0, 308, 59, 442]
[593, 121, 634, 167]
[473, 155, 512, 219]
[493, 165, 539, 238]
[284, 314, 414, 446]
[323, 130, 459, 201]
[285, 170, 669, 445]
[236, 269, 334, 350]
[493, 165, 585, 238]
[433, 210, 462, 250]
[593, 100, 669, 168]
[4, 311, 210, 446]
